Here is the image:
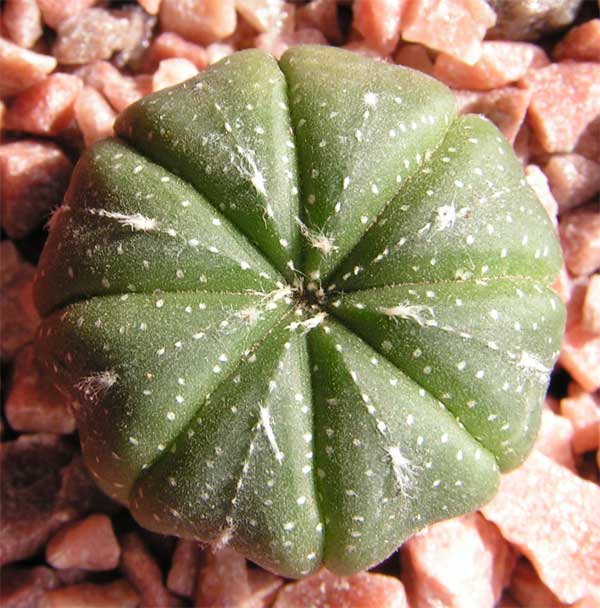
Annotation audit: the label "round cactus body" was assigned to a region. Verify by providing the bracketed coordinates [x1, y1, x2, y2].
[34, 46, 565, 578]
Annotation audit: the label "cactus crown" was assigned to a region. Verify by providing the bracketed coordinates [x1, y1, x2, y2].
[35, 46, 564, 578]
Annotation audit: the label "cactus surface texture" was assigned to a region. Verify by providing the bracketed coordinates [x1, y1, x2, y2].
[34, 46, 565, 578]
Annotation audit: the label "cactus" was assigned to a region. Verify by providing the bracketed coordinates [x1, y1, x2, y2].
[34, 46, 565, 578]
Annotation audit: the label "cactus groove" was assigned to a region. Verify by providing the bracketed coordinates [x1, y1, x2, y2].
[34, 46, 565, 578]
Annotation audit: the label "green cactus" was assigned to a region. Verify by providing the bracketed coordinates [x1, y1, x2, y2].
[34, 46, 565, 578]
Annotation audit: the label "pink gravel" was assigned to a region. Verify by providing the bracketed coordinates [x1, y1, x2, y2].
[401, 513, 516, 608]
[296, 0, 342, 45]
[2, 0, 44, 49]
[434, 41, 548, 91]
[554, 19, 600, 63]
[394, 43, 433, 74]
[36, 0, 98, 30]
[401, 0, 496, 65]
[543, 153, 600, 211]
[166, 539, 201, 599]
[5, 345, 76, 434]
[560, 383, 600, 455]
[73, 86, 116, 147]
[520, 62, 600, 154]
[508, 559, 563, 608]
[0, 38, 57, 98]
[481, 450, 600, 604]
[582, 274, 600, 334]
[534, 407, 576, 471]
[524, 164, 558, 227]
[236, 0, 287, 33]
[83, 60, 151, 113]
[353, 0, 407, 56]
[0, 242, 40, 361]
[454, 87, 531, 145]
[120, 533, 181, 607]
[5, 73, 83, 136]
[559, 204, 600, 277]
[273, 569, 409, 608]
[152, 57, 199, 91]
[41, 579, 139, 608]
[46, 514, 120, 571]
[147, 32, 208, 70]
[0, 139, 72, 239]
[159, 0, 237, 46]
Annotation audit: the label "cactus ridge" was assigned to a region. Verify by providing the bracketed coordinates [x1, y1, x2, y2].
[34, 46, 565, 578]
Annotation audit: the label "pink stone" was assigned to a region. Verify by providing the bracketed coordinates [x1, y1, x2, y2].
[394, 43, 433, 75]
[342, 40, 392, 61]
[0, 434, 76, 566]
[53, 8, 136, 65]
[235, 0, 286, 33]
[159, 0, 237, 46]
[74, 86, 116, 147]
[353, 0, 407, 56]
[0, 139, 72, 239]
[0, 242, 40, 361]
[481, 450, 600, 604]
[152, 58, 199, 92]
[524, 164, 558, 228]
[5, 345, 76, 434]
[576, 116, 600, 163]
[83, 61, 151, 112]
[138, 0, 161, 15]
[554, 19, 600, 63]
[2, 0, 43, 48]
[401, 0, 496, 66]
[255, 28, 327, 60]
[434, 41, 548, 91]
[551, 263, 571, 304]
[453, 86, 531, 145]
[205, 42, 236, 65]
[5, 73, 83, 136]
[273, 569, 408, 608]
[512, 122, 531, 166]
[559, 204, 600, 277]
[121, 533, 181, 607]
[534, 408, 576, 470]
[560, 383, 600, 455]
[42, 580, 139, 608]
[46, 514, 120, 571]
[296, 0, 342, 45]
[195, 546, 251, 606]
[36, 0, 98, 29]
[559, 275, 600, 392]
[247, 569, 285, 607]
[166, 539, 201, 598]
[0, 37, 56, 98]
[582, 274, 600, 334]
[401, 513, 516, 608]
[508, 560, 563, 608]
[543, 154, 600, 211]
[520, 63, 600, 154]
[146, 32, 208, 71]
[0, 566, 60, 607]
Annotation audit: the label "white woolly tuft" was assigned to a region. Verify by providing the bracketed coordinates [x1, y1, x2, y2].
[46, 205, 71, 232]
[212, 523, 234, 550]
[287, 312, 327, 334]
[259, 405, 284, 463]
[87, 209, 159, 232]
[75, 369, 119, 402]
[379, 302, 435, 327]
[387, 445, 416, 497]
[295, 217, 338, 257]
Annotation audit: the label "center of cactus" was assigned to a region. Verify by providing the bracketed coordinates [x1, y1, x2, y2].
[34, 47, 564, 580]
